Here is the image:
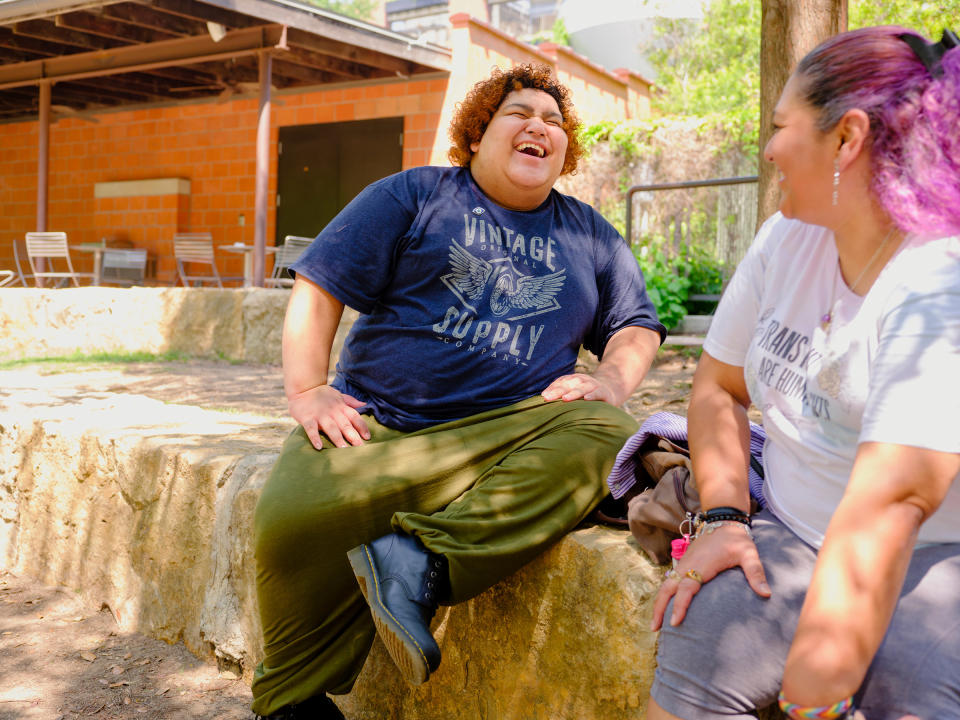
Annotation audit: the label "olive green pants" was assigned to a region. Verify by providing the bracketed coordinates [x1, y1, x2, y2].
[250, 396, 637, 715]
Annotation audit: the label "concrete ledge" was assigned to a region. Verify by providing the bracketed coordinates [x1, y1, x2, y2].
[1, 371, 667, 719]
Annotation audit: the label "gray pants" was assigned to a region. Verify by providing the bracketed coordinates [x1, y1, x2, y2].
[652, 510, 960, 720]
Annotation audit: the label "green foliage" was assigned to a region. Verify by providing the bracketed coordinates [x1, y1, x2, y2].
[578, 118, 663, 159]
[634, 240, 726, 330]
[528, 17, 572, 47]
[647, 0, 956, 162]
[551, 17, 571, 46]
[301, 0, 378, 21]
[649, 0, 761, 156]
[849, 0, 960, 38]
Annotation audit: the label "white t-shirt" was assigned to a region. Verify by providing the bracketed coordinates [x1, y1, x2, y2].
[705, 213, 960, 547]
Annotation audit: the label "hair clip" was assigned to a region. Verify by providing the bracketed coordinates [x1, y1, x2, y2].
[899, 29, 959, 78]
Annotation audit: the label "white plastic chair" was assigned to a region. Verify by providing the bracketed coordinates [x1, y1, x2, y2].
[25, 232, 96, 287]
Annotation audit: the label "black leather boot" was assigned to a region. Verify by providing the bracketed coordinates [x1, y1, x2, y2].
[346, 532, 449, 685]
[254, 693, 345, 719]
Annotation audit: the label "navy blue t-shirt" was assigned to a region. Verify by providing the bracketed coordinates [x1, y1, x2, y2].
[291, 166, 664, 431]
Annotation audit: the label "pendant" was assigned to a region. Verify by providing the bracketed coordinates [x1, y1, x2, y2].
[820, 311, 832, 332]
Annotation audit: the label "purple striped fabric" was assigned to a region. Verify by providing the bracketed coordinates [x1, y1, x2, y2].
[606, 411, 767, 507]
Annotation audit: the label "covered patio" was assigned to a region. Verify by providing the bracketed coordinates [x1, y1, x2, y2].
[0, 0, 651, 287]
[0, 0, 451, 285]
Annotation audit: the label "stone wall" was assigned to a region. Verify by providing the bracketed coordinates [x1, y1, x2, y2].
[0, 287, 357, 366]
[0, 287, 785, 718]
[0, 374, 665, 719]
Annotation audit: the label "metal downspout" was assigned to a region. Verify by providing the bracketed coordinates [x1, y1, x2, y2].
[253, 50, 272, 288]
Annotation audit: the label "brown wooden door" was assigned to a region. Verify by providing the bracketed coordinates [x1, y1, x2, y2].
[276, 117, 404, 244]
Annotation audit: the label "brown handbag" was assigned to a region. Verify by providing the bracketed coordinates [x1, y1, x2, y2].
[625, 436, 700, 564]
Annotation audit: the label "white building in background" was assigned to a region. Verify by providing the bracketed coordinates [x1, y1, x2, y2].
[562, 0, 705, 80]
[383, 0, 705, 79]
[385, 0, 561, 47]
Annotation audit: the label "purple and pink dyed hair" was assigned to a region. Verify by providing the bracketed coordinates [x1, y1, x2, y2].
[796, 26, 960, 237]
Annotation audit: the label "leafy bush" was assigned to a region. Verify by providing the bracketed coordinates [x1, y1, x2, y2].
[634, 239, 726, 331]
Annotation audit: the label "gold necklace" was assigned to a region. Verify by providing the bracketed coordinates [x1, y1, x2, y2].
[819, 225, 898, 333]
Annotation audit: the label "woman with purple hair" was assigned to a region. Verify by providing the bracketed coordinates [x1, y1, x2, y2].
[645, 26, 960, 720]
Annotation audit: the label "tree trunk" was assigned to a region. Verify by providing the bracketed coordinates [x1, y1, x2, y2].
[757, 0, 847, 231]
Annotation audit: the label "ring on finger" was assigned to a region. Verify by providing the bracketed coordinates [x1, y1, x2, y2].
[684, 569, 703, 584]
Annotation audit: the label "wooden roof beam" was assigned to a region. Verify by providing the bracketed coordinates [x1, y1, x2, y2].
[56, 10, 178, 43]
[283, 44, 391, 80]
[270, 57, 339, 84]
[96, 3, 208, 37]
[287, 27, 416, 76]
[13, 18, 124, 49]
[132, 0, 259, 30]
[0, 23, 288, 90]
[0, 26, 67, 56]
[198, 0, 448, 71]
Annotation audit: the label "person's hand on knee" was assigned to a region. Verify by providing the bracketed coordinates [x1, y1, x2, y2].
[288, 384, 370, 450]
[650, 522, 770, 630]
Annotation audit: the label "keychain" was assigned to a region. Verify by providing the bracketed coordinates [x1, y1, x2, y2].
[671, 513, 694, 569]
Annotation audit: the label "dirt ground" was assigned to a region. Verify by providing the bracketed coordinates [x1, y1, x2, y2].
[0, 349, 700, 720]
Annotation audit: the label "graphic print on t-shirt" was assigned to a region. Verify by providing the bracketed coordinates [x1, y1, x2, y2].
[431, 213, 567, 366]
[748, 308, 832, 420]
[440, 239, 566, 320]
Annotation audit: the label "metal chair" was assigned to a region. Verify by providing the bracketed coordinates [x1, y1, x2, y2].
[25, 232, 96, 287]
[101, 248, 148, 286]
[264, 235, 312, 288]
[0, 270, 14, 287]
[11, 237, 34, 286]
[173, 232, 235, 287]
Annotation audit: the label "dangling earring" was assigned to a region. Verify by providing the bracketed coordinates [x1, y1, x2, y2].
[832, 160, 840, 206]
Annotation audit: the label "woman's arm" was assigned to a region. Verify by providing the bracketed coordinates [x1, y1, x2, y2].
[650, 352, 771, 630]
[781, 441, 959, 706]
[283, 276, 370, 450]
[688, 351, 754, 513]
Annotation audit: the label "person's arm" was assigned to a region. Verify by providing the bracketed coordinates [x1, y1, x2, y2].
[540, 325, 661, 406]
[283, 275, 370, 450]
[650, 351, 772, 630]
[780, 442, 959, 707]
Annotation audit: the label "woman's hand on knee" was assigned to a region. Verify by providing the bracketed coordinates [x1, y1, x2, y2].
[650, 524, 771, 630]
[288, 384, 370, 450]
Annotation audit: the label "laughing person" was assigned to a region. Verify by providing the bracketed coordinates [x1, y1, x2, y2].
[250, 64, 665, 719]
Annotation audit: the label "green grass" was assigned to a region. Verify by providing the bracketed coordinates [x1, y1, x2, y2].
[660, 344, 703, 361]
[0, 349, 192, 369]
[214, 350, 244, 365]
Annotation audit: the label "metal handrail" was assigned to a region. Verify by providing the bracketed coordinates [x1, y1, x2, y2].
[625, 175, 758, 246]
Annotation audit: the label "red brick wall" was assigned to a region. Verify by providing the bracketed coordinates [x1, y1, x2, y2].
[0, 75, 449, 284]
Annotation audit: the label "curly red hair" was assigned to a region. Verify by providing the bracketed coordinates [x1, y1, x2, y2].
[448, 64, 583, 175]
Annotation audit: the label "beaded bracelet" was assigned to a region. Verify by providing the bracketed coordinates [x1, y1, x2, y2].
[777, 691, 856, 719]
[695, 519, 753, 540]
[699, 506, 751, 526]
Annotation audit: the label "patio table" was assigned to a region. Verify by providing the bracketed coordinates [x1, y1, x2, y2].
[74, 242, 109, 286]
[219, 243, 277, 288]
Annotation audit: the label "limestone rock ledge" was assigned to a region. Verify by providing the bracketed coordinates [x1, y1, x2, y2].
[1, 372, 666, 718]
[339, 527, 662, 720]
[0, 288, 359, 366]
